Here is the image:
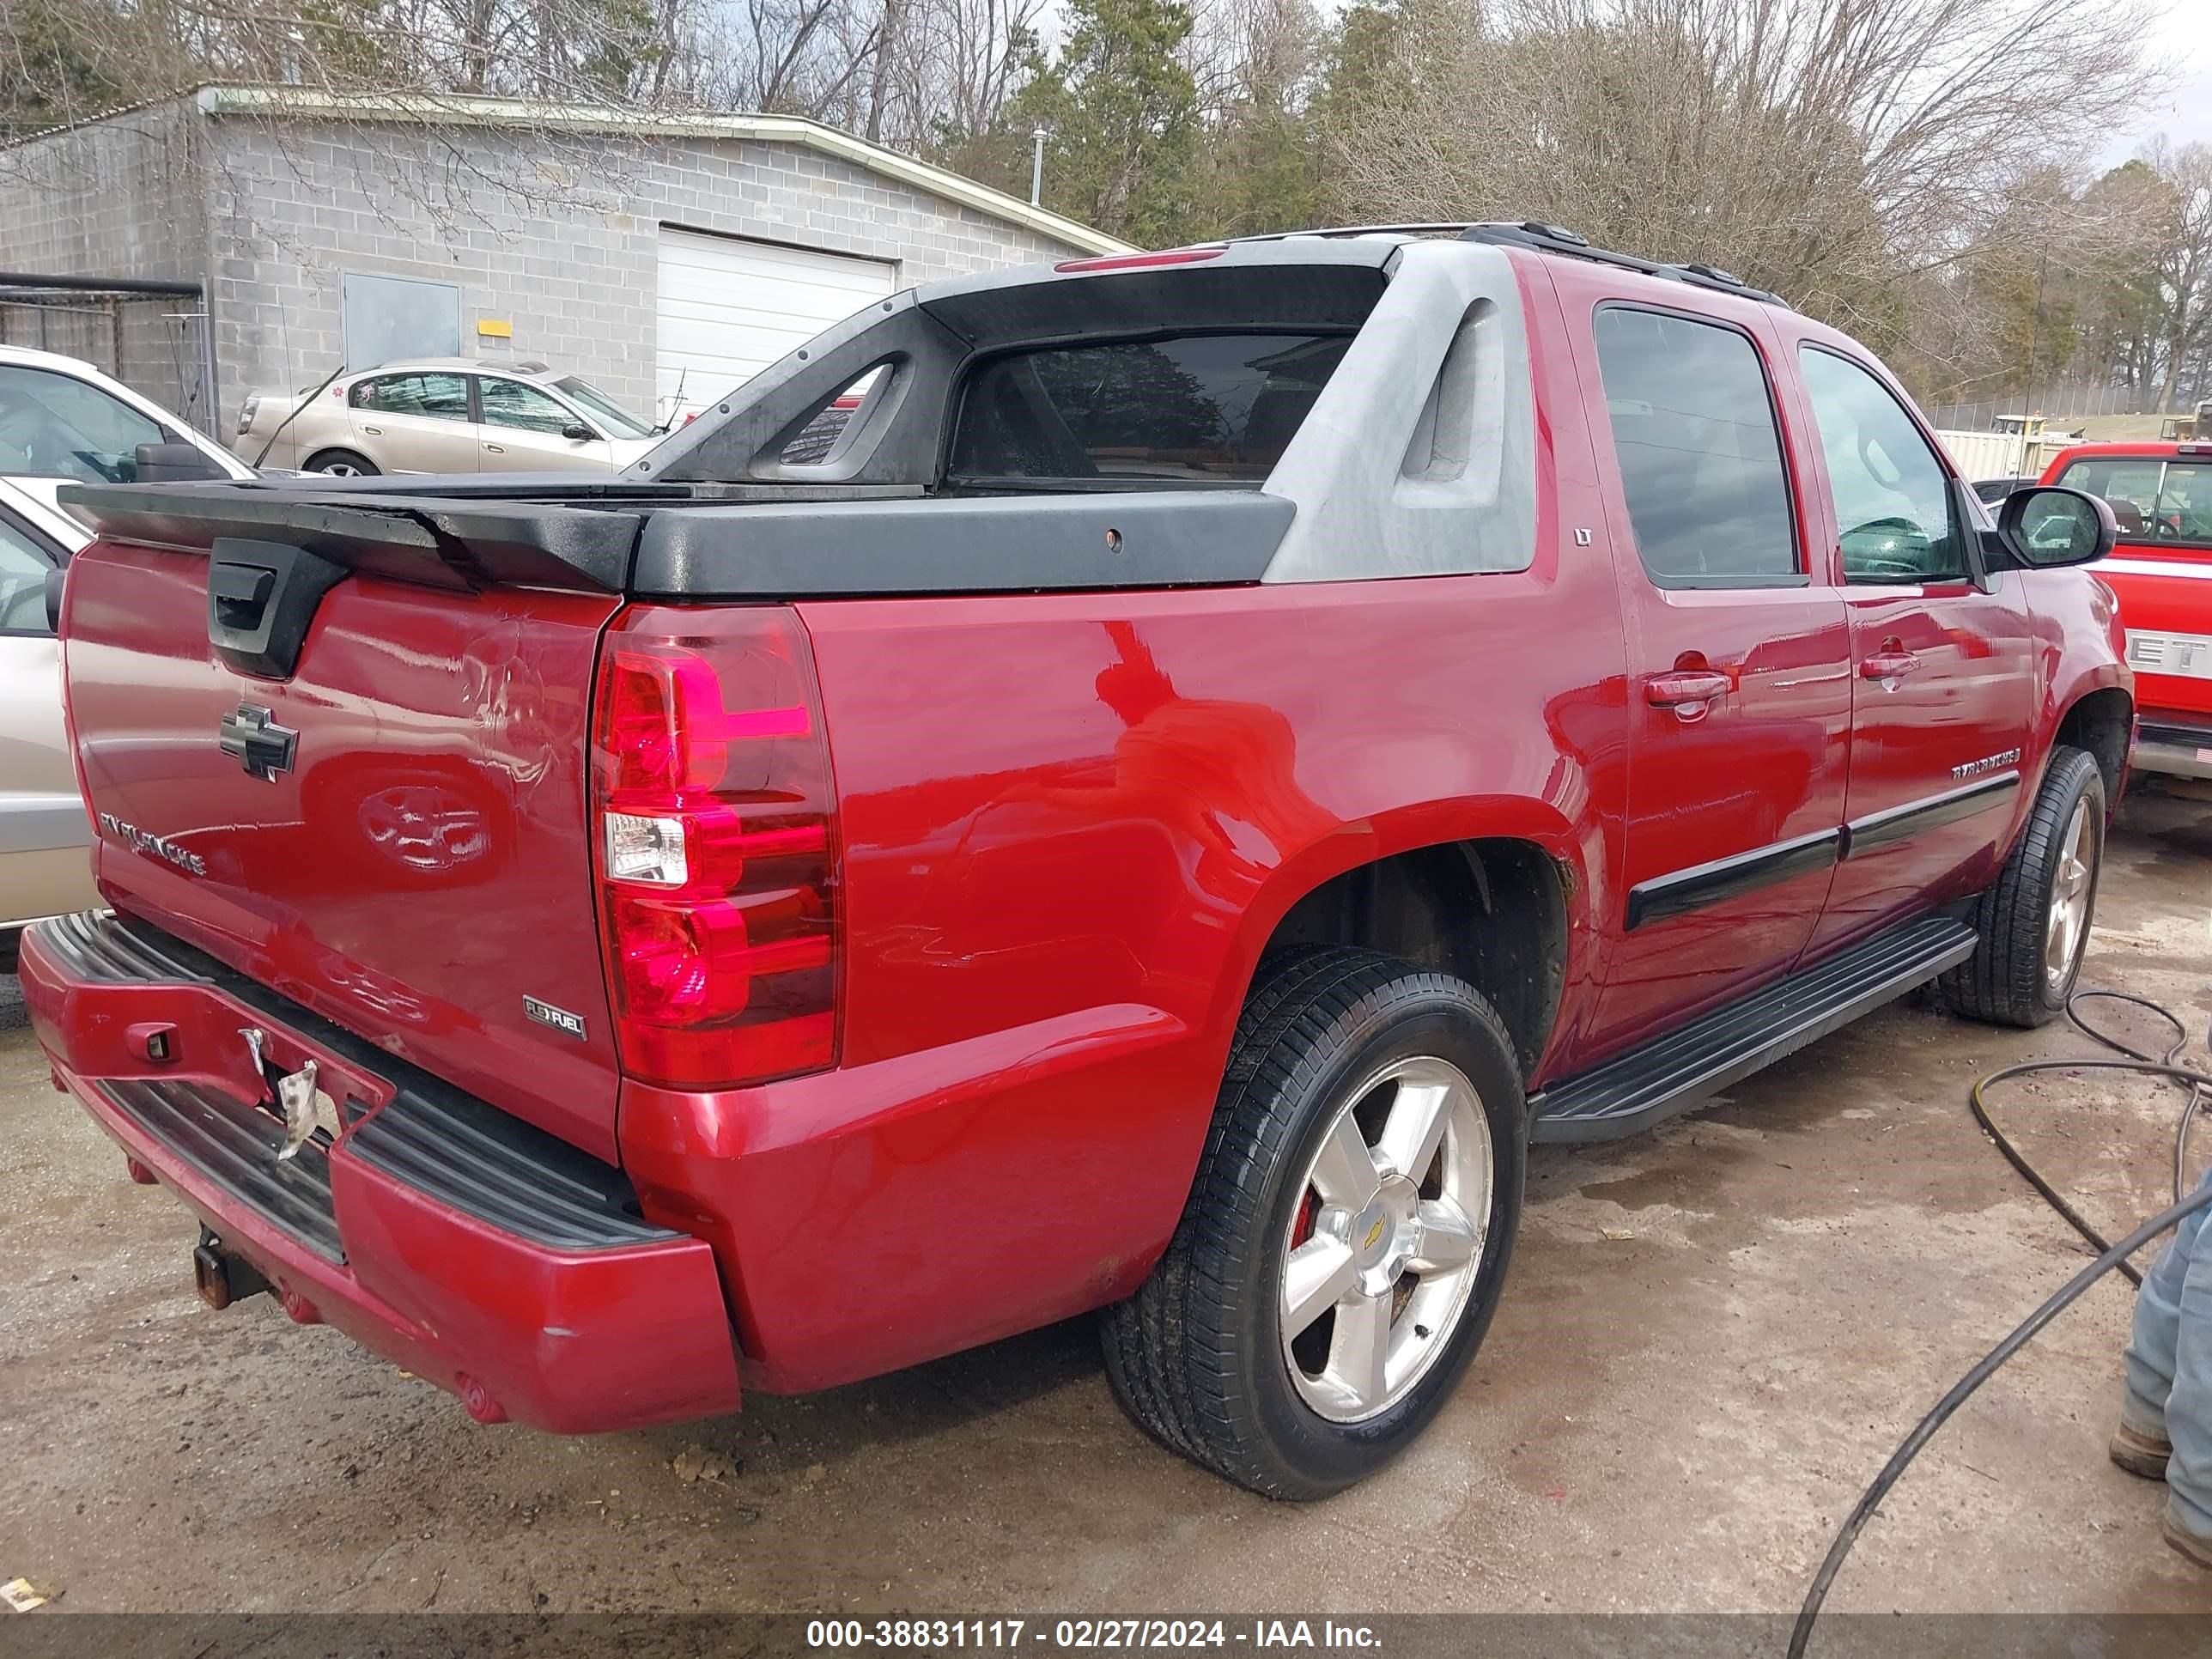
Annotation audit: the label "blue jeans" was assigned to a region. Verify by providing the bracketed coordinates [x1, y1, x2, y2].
[2123, 1164, 2212, 1540]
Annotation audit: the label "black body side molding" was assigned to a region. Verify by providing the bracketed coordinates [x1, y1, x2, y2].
[1625, 828, 1840, 932]
[1844, 772, 2020, 854]
[1626, 773, 2022, 931]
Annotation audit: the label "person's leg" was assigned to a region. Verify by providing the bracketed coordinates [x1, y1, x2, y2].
[2164, 1183, 2212, 1567]
[2114, 1175, 2212, 1478]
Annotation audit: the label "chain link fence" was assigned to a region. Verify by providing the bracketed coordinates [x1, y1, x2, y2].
[0, 275, 218, 437]
[1927, 380, 2182, 433]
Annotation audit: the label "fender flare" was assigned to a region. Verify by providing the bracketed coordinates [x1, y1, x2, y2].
[1200, 793, 1595, 1060]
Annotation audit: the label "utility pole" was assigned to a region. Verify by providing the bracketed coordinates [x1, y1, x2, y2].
[2018, 247, 2048, 481]
[1030, 128, 1048, 207]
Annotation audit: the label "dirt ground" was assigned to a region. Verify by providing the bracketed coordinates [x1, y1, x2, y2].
[3, 792, 2211, 1623]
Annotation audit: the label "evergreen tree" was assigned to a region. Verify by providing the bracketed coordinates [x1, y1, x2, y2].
[1001, 0, 1201, 246]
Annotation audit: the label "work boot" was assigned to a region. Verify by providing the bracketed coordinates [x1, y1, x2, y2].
[2162, 1507, 2212, 1571]
[2112, 1420, 2173, 1481]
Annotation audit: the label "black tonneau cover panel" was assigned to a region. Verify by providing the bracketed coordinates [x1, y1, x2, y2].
[62, 476, 665, 593]
[60, 477, 1298, 599]
[633, 489, 1295, 598]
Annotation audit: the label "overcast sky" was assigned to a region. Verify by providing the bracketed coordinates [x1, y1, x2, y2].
[2091, 3, 2212, 166]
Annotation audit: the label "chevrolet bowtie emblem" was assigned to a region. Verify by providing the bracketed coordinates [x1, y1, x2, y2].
[217, 703, 297, 781]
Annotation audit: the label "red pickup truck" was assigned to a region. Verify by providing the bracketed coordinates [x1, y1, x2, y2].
[2038, 441, 2212, 784]
[22, 223, 2130, 1499]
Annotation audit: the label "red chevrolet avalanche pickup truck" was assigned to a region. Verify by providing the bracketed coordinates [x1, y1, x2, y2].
[23, 222, 2130, 1498]
[2038, 441, 2212, 784]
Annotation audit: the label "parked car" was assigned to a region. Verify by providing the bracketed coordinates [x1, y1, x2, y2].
[0, 344, 248, 489]
[0, 476, 95, 970]
[1972, 474, 2038, 504]
[2039, 441, 2212, 782]
[24, 223, 2130, 1500]
[235, 359, 660, 476]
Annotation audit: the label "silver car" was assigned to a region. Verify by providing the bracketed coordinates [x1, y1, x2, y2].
[0, 476, 96, 968]
[235, 358, 662, 477]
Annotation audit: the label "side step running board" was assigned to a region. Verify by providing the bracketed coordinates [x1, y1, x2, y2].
[1529, 915, 1978, 1145]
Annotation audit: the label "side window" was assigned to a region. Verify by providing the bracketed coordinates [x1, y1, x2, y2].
[0, 365, 169, 484]
[350, 373, 471, 421]
[1591, 307, 1799, 584]
[1797, 348, 1965, 582]
[0, 514, 58, 635]
[479, 379, 580, 435]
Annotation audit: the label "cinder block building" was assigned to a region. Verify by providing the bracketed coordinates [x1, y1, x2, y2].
[0, 87, 1124, 434]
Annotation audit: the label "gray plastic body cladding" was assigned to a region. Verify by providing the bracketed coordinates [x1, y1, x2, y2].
[632, 489, 1295, 598]
[1261, 241, 1537, 581]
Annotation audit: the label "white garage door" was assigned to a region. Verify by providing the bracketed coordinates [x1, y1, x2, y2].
[656, 228, 896, 425]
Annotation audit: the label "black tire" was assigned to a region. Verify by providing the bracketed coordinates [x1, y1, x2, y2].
[0, 928, 18, 975]
[303, 449, 380, 477]
[1102, 946, 1527, 1498]
[1940, 745, 2106, 1028]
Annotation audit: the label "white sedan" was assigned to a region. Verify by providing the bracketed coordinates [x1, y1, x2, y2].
[0, 343, 251, 488]
[0, 476, 96, 968]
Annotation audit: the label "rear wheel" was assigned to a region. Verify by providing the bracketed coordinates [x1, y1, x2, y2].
[1941, 745, 2105, 1028]
[1102, 947, 1526, 1498]
[304, 449, 379, 477]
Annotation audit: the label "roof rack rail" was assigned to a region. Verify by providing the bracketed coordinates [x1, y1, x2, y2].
[1224, 217, 1792, 307]
[1460, 222, 1790, 309]
[1227, 222, 1483, 243]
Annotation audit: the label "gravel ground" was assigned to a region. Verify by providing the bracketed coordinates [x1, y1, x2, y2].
[2, 791, 2210, 1623]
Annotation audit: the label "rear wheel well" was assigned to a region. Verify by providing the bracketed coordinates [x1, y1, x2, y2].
[1261, 840, 1568, 1079]
[2053, 687, 2132, 801]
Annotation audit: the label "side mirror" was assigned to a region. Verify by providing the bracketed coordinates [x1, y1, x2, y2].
[1996, 485, 2116, 569]
[133, 441, 226, 483]
[46, 563, 67, 634]
[561, 422, 597, 443]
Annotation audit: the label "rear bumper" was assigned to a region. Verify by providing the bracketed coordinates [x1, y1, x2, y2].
[2135, 714, 2212, 782]
[19, 911, 742, 1433]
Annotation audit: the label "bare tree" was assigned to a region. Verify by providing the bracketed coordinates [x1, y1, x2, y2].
[1331, 0, 2163, 373]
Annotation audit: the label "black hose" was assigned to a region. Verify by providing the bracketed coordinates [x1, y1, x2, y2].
[1789, 989, 2210, 1659]
[1788, 1178, 2212, 1659]
[1968, 996, 2202, 1286]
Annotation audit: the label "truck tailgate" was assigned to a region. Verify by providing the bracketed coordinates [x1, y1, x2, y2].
[63, 539, 626, 1161]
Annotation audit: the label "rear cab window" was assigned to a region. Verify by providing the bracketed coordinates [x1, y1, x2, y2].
[947, 331, 1354, 487]
[2055, 455, 2212, 547]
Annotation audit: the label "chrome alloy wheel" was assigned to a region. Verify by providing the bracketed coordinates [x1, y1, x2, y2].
[2044, 798, 2095, 994]
[1278, 1055, 1493, 1423]
[317, 460, 365, 476]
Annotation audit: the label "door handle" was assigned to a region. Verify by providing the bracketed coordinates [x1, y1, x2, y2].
[361, 424, 382, 435]
[484, 442, 506, 453]
[1859, 652, 1920, 681]
[1643, 671, 1731, 721]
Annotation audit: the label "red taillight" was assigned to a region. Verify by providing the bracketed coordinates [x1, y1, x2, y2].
[591, 605, 839, 1089]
